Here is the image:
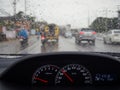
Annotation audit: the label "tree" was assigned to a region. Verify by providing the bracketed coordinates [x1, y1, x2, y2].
[90, 17, 119, 32]
[90, 17, 107, 32]
[16, 11, 24, 19]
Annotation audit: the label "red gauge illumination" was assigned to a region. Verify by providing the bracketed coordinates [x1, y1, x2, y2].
[55, 64, 92, 86]
[32, 65, 59, 86]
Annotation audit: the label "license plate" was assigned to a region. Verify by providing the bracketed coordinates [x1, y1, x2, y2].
[19, 39, 23, 41]
[48, 39, 56, 42]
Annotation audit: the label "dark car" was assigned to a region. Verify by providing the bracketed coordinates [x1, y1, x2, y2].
[75, 28, 96, 45]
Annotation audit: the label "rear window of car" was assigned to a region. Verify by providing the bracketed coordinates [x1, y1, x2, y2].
[114, 30, 120, 33]
[81, 29, 93, 32]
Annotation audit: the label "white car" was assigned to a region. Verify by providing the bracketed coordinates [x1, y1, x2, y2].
[103, 29, 120, 44]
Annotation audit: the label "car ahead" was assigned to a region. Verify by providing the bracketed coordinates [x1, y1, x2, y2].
[64, 31, 72, 38]
[103, 29, 120, 44]
[75, 28, 96, 45]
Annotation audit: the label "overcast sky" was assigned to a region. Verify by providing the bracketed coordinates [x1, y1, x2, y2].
[0, 0, 120, 28]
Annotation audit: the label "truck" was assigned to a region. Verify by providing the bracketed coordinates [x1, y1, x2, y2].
[41, 23, 60, 47]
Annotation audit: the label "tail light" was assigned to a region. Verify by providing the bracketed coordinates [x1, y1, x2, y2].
[80, 31, 84, 35]
[41, 36, 45, 40]
[92, 31, 96, 35]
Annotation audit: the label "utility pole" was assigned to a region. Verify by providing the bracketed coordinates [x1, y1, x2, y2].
[13, 0, 16, 17]
[117, 5, 120, 29]
[13, 0, 17, 23]
[88, 9, 90, 27]
[104, 8, 108, 31]
[25, 0, 27, 15]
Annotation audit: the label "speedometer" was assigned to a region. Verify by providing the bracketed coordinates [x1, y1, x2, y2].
[55, 64, 92, 86]
[32, 65, 59, 86]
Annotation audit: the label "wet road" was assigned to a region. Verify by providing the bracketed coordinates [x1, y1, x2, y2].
[17, 36, 120, 54]
[0, 35, 120, 54]
[0, 36, 37, 54]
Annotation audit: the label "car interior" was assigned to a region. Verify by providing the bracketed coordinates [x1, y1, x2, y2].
[0, 52, 120, 90]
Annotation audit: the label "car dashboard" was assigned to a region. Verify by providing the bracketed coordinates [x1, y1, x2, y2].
[0, 52, 120, 90]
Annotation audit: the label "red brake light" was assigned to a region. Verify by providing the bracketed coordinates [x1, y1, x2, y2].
[92, 31, 96, 34]
[41, 36, 45, 40]
[80, 31, 84, 35]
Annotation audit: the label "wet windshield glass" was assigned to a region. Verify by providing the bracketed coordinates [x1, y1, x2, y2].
[0, 0, 120, 54]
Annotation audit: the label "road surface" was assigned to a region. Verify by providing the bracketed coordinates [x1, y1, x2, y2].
[17, 36, 120, 54]
[0, 36, 37, 54]
[0, 35, 120, 54]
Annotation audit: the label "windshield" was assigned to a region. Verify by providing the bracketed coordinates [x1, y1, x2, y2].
[0, 0, 120, 55]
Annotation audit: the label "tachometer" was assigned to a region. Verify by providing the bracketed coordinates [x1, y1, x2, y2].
[32, 65, 59, 86]
[55, 64, 92, 86]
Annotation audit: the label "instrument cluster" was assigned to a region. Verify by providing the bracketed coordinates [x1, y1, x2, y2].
[32, 63, 116, 86]
[1, 52, 120, 87]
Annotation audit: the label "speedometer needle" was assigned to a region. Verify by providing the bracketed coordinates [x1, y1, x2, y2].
[62, 70, 74, 83]
[34, 77, 48, 83]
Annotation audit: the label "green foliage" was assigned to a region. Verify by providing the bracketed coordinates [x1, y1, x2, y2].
[16, 11, 24, 18]
[90, 17, 119, 32]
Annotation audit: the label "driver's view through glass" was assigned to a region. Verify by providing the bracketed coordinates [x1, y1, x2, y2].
[0, 0, 120, 54]
[0, 0, 120, 89]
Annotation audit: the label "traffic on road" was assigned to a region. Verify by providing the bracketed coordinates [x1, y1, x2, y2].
[0, 34, 119, 54]
[0, 25, 120, 54]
